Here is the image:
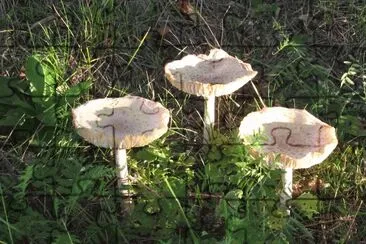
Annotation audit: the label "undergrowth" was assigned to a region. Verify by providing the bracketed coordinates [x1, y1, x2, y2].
[0, 0, 365, 242]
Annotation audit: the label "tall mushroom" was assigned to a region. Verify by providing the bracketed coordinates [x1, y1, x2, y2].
[238, 107, 338, 214]
[164, 48, 257, 143]
[72, 95, 170, 211]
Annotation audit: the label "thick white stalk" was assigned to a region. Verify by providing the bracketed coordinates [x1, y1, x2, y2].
[115, 148, 133, 213]
[280, 167, 293, 215]
[203, 96, 215, 144]
[115, 148, 128, 183]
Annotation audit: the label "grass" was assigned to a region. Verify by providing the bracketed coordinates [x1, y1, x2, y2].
[0, 0, 366, 242]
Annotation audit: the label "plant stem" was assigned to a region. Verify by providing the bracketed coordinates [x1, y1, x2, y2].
[280, 167, 293, 215]
[0, 185, 14, 244]
[203, 95, 215, 144]
[164, 177, 199, 243]
[250, 81, 266, 108]
[115, 148, 133, 213]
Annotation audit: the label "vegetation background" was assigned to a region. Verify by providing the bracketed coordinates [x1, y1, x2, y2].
[0, 0, 365, 243]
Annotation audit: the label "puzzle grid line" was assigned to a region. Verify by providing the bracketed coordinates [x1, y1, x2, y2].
[1, 2, 365, 239]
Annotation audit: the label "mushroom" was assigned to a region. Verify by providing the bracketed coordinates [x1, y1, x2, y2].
[238, 107, 338, 214]
[72, 95, 170, 211]
[164, 48, 257, 143]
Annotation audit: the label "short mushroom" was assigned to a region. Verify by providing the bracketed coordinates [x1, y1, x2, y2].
[72, 95, 170, 211]
[238, 107, 338, 214]
[164, 48, 257, 143]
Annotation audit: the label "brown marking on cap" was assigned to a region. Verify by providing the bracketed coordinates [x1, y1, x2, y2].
[72, 96, 170, 149]
[164, 48, 257, 97]
[263, 125, 328, 149]
[238, 107, 338, 169]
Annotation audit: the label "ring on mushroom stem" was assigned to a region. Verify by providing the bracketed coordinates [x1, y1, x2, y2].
[238, 106, 338, 215]
[72, 95, 170, 213]
[164, 48, 257, 144]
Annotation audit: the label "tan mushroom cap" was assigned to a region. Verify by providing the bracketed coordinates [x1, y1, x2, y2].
[238, 107, 338, 169]
[72, 96, 170, 149]
[164, 49, 258, 97]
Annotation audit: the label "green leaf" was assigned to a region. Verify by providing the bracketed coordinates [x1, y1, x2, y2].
[0, 76, 29, 95]
[267, 207, 291, 231]
[0, 109, 26, 126]
[28, 127, 56, 146]
[208, 146, 222, 161]
[135, 148, 158, 162]
[25, 55, 57, 125]
[225, 189, 243, 210]
[59, 81, 92, 105]
[64, 81, 92, 96]
[25, 55, 57, 98]
[292, 192, 322, 219]
[40, 105, 57, 125]
[0, 77, 35, 114]
[163, 177, 186, 198]
[53, 233, 80, 244]
[15, 165, 35, 196]
[0, 76, 17, 97]
[217, 189, 243, 218]
[338, 115, 366, 136]
[144, 199, 161, 214]
[227, 216, 246, 232]
[13, 208, 56, 242]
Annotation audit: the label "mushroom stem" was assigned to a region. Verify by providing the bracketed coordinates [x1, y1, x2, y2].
[280, 167, 293, 215]
[115, 148, 133, 213]
[115, 149, 128, 183]
[203, 96, 215, 143]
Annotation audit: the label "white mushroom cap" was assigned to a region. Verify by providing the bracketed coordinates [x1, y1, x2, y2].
[164, 49, 258, 97]
[72, 96, 170, 149]
[238, 107, 338, 169]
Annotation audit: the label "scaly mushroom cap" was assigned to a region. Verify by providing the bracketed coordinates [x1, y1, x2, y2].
[164, 49, 258, 97]
[238, 107, 338, 169]
[72, 96, 170, 149]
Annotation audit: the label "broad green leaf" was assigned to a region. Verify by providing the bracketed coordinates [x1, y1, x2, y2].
[0, 76, 30, 94]
[25, 55, 57, 124]
[0, 76, 16, 97]
[0, 77, 35, 114]
[25, 55, 57, 98]
[0, 97, 35, 116]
